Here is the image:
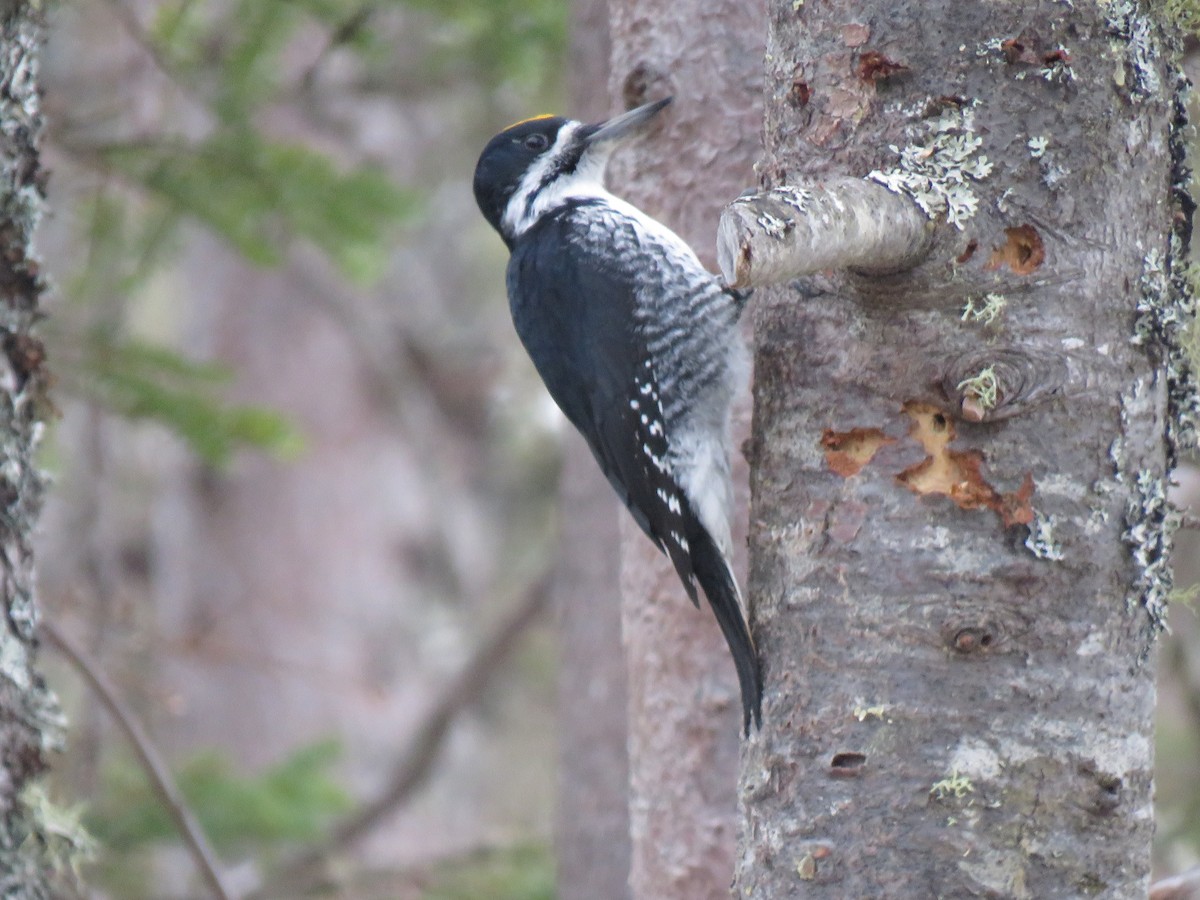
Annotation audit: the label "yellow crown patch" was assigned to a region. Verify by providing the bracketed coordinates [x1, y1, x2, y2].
[505, 113, 556, 131]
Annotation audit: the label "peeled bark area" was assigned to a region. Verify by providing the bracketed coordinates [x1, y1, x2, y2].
[738, 2, 1178, 897]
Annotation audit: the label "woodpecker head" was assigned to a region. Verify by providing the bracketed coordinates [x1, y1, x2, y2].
[473, 97, 672, 248]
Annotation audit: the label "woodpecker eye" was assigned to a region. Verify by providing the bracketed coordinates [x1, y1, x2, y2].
[524, 133, 549, 151]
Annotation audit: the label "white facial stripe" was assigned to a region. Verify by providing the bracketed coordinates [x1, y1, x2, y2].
[501, 122, 582, 236]
[500, 121, 622, 239]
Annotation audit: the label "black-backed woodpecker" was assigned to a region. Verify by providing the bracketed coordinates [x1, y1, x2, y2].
[473, 98, 761, 733]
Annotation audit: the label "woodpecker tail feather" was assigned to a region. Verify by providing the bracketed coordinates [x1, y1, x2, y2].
[688, 526, 762, 735]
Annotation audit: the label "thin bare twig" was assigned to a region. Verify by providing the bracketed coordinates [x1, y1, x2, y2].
[95, 0, 214, 118]
[250, 577, 552, 898]
[41, 619, 235, 900]
[299, 4, 376, 91]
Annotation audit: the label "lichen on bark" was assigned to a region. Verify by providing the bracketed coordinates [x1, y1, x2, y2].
[0, 5, 62, 897]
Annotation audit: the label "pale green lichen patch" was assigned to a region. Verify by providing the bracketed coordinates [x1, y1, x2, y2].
[795, 853, 816, 879]
[1165, 0, 1200, 37]
[18, 782, 97, 888]
[1027, 135, 1048, 158]
[956, 366, 999, 411]
[961, 292, 1007, 325]
[869, 101, 993, 230]
[930, 770, 975, 801]
[852, 700, 889, 722]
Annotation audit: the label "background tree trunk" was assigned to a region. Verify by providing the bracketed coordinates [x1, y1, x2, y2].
[37, 0, 562, 884]
[0, 7, 58, 896]
[554, 434, 632, 900]
[606, 0, 765, 896]
[738, 2, 1183, 897]
[554, 2, 634, 896]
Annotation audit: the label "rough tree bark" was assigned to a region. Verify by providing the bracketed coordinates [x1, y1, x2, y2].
[554, 1, 634, 896]
[737, 1, 1188, 898]
[605, 0, 764, 896]
[0, 5, 60, 896]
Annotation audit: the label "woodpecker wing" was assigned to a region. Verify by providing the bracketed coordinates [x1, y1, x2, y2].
[507, 202, 700, 598]
[506, 200, 762, 732]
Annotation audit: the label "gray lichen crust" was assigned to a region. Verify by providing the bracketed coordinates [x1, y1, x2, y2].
[1123, 470, 1175, 638]
[0, 7, 59, 899]
[1025, 511, 1066, 562]
[1103, 0, 1163, 99]
[868, 100, 993, 230]
[1136, 242, 1200, 459]
[1119, 47, 1196, 643]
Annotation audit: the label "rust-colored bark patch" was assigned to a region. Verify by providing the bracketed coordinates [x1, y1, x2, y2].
[790, 78, 811, 107]
[841, 23, 870, 47]
[985, 225, 1045, 275]
[996, 472, 1035, 527]
[1001, 36, 1040, 65]
[1042, 48, 1071, 67]
[955, 239, 978, 264]
[4, 332, 44, 384]
[822, 427, 893, 477]
[858, 50, 907, 83]
[896, 402, 1035, 527]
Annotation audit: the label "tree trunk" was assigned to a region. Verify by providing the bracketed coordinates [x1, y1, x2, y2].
[0, 7, 59, 896]
[554, 3, 635, 896]
[554, 435, 633, 900]
[738, 2, 1185, 897]
[606, 0, 764, 896]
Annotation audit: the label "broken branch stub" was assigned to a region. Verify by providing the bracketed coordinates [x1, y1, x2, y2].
[940, 345, 1084, 423]
[716, 177, 933, 289]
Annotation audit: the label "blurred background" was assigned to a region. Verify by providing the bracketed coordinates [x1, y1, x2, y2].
[26, 0, 1200, 896]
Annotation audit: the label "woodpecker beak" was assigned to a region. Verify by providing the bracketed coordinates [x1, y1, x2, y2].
[586, 97, 673, 146]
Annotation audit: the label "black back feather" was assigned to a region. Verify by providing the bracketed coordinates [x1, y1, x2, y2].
[506, 201, 761, 732]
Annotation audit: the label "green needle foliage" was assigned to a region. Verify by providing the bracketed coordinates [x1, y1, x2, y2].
[89, 740, 350, 856]
[100, 131, 417, 280]
[47, 1, 569, 894]
[422, 843, 555, 900]
[78, 334, 303, 467]
[52, 0, 565, 465]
